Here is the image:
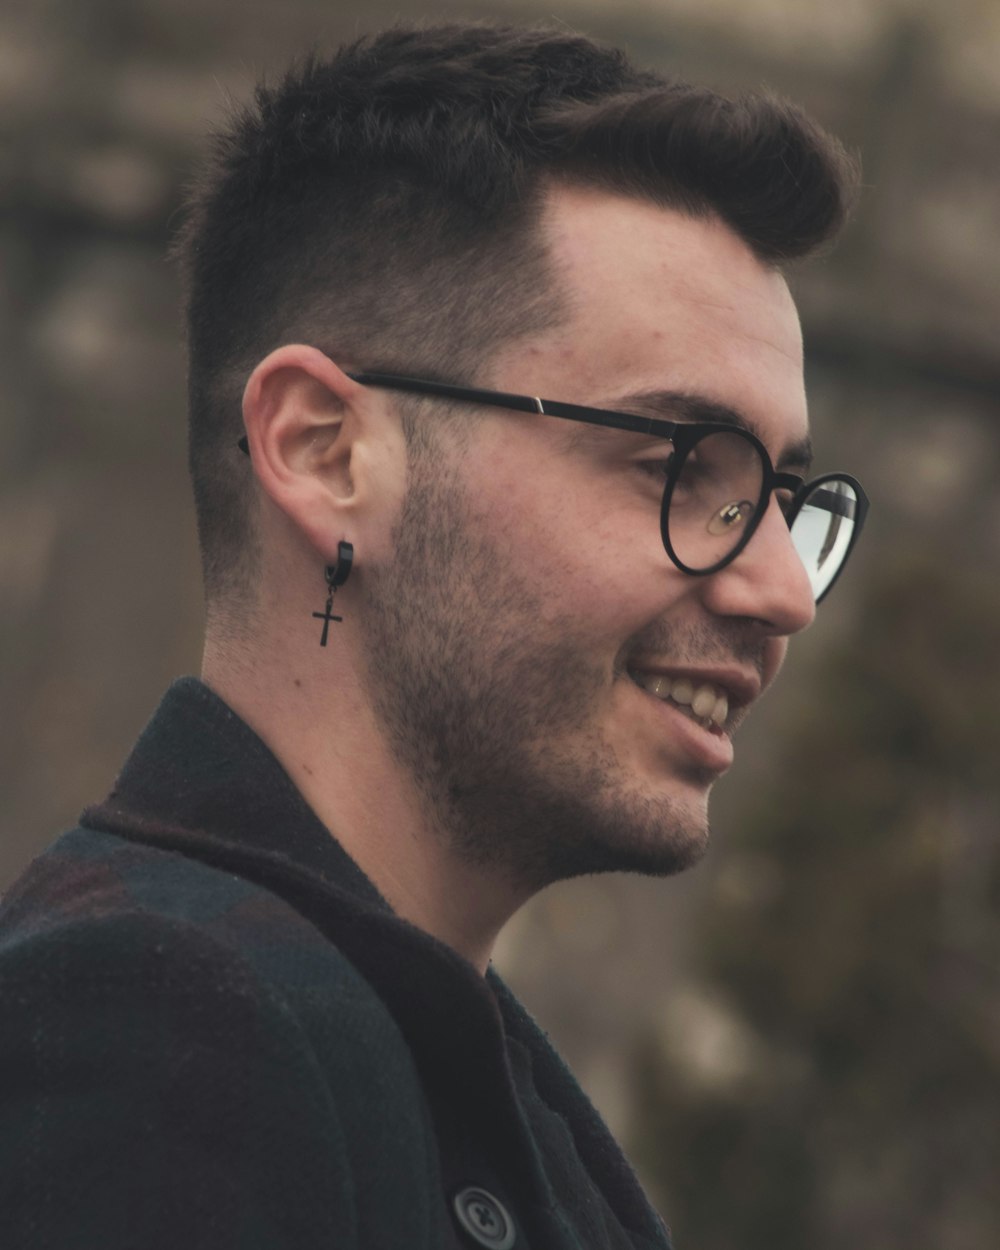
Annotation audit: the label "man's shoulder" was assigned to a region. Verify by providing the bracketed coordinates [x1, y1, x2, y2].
[0, 823, 415, 1068]
[0, 827, 446, 1247]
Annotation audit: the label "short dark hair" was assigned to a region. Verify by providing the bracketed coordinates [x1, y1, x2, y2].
[174, 21, 858, 612]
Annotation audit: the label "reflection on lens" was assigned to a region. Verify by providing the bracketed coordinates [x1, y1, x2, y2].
[708, 500, 754, 536]
[790, 479, 858, 599]
[666, 431, 764, 570]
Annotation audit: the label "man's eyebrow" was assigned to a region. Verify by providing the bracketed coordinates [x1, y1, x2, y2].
[591, 388, 815, 474]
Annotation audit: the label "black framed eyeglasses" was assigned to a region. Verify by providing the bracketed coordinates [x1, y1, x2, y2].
[238, 371, 868, 603]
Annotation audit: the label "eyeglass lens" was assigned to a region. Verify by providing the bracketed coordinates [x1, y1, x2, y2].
[663, 430, 765, 571]
[663, 430, 859, 601]
[788, 479, 860, 600]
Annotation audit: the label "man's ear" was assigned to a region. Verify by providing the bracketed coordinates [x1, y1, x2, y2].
[241, 344, 369, 562]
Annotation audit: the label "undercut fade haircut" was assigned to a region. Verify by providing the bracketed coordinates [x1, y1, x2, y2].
[174, 22, 859, 615]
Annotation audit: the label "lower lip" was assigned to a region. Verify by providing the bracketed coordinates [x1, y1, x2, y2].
[632, 681, 735, 774]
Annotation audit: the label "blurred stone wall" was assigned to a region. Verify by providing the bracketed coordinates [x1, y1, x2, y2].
[2, 1, 998, 1245]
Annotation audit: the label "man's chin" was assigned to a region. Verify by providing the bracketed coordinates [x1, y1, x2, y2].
[571, 772, 713, 879]
[453, 780, 712, 893]
[557, 818, 710, 883]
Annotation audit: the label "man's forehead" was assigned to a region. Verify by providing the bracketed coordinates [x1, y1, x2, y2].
[495, 187, 812, 462]
[542, 187, 803, 341]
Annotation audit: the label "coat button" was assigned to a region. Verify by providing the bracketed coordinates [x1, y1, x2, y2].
[452, 1186, 517, 1249]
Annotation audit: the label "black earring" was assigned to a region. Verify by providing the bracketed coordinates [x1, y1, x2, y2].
[311, 541, 354, 647]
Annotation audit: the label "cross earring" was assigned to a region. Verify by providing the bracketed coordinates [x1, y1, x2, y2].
[312, 541, 353, 646]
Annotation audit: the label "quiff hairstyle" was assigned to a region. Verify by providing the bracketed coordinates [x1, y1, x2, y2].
[174, 22, 859, 613]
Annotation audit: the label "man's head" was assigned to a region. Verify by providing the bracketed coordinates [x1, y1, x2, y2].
[175, 22, 856, 618]
[176, 23, 860, 903]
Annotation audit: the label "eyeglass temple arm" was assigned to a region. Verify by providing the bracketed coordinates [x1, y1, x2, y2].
[348, 372, 543, 415]
[348, 373, 678, 437]
[239, 375, 558, 456]
[235, 369, 680, 452]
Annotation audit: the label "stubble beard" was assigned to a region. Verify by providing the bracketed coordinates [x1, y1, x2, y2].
[359, 451, 715, 895]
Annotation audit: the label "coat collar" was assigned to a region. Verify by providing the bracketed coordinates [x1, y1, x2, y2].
[86, 676, 384, 905]
[81, 676, 668, 1247]
[82, 677, 548, 1196]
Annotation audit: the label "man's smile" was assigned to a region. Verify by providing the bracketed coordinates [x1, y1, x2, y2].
[630, 671, 730, 730]
[621, 659, 766, 778]
[625, 661, 761, 733]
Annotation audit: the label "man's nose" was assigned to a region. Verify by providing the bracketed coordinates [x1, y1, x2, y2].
[700, 494, 817, 636]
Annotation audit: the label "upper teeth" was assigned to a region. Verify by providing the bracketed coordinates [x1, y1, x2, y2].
[633, 673, 729, 727]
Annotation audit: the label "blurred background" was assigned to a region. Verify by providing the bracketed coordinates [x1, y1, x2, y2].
[2, 0, 998, 1245]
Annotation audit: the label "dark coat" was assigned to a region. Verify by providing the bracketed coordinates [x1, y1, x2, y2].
[0, 679, 672, 1249]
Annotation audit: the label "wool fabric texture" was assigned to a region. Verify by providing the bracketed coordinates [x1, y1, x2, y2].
[0, 678, 672, 1249]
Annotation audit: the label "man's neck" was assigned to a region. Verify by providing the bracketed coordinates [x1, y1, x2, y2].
[201, 640, 522, 974]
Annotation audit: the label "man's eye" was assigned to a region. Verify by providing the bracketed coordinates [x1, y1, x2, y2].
[635, 455, 673, 482]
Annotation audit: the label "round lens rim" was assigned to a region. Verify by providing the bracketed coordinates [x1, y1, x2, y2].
[659, 424, 770, 576]
[786, 471, 869, 605]
[660, 435, 869, 604]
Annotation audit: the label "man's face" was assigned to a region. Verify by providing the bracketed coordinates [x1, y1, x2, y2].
[360, 186, 815, 891]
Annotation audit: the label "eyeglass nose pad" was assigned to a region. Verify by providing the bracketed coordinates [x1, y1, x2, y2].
[706, 500, 754, 536]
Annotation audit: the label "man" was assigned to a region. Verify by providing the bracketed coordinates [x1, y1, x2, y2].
[0, 22, 867, 1249]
